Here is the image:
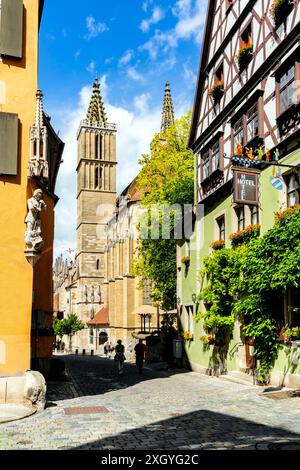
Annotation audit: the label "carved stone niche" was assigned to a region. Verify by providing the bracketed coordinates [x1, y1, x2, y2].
[27, 90, 49, 181]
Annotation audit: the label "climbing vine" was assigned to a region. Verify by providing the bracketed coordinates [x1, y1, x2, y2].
[197, 206, 300, 381]
[196, 248, 243, 344]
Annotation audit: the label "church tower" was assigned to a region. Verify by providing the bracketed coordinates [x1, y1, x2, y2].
[76, 79, 117, 348]
[160, 81, 174, 132]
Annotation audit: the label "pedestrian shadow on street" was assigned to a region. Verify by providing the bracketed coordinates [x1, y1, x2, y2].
[72, 407, 300, 450]
[46, 355, 189, 402]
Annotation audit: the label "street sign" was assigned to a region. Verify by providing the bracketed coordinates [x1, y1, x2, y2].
[233, 168, 260, 205]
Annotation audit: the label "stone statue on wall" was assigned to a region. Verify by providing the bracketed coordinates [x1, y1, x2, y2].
[25, 189, 47, 252]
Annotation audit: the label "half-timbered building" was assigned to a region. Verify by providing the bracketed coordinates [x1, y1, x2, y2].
[178, 0, 300, 387]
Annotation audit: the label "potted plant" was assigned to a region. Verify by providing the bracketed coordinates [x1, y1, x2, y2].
[285, 327, 300, 342]
[181, 256, 190, 267]
[237, 36, 253, 71]
[200, 334, 215, 345]
[208, 79, 224, 103]
[270, 0, 294, 28]
[183, 331, 194, 342]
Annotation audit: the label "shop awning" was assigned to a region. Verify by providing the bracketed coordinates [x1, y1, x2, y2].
[87, 307, 109, 326]
[131, 305, 158, 315]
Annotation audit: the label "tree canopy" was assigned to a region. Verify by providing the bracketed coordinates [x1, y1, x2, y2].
[132, 111, 194, 311]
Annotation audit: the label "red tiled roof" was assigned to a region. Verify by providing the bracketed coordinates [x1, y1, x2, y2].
[87, 307, 109, 326]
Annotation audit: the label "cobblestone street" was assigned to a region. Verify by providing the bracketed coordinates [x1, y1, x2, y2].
[1, 355, 300, 450]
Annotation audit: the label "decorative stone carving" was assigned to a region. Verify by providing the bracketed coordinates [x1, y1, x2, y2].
[28, 90, 49, 181]
[24, 370, 46, 412]
[25, 189, 47, 266]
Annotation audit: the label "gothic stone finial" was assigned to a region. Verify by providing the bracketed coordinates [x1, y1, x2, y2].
[28, 90, 49, 181]
[86, 79, 107, 124]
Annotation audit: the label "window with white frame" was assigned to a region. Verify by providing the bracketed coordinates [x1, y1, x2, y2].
[250, 205, 259, 225]
[185, 306, 194, 335]
[200, 137, 222, 182]
[246, 104, 259, 142]
[279, 65, 295, 114]
[236, 206, 245, 231]
[285, 172, 300, 207]
[216, 215, 225, 241]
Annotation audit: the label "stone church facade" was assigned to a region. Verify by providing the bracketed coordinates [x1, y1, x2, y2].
[53, 80, 175, 353]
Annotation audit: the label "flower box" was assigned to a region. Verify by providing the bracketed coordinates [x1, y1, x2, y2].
[230, 224, 260, 247]
[211, 240, 225, 250]
[237, 38, 253, 72]
[270, 0, 294, 28]
[208, 80, 224, 103]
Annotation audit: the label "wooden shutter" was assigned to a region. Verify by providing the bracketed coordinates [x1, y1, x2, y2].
[0, 112, 18, 175]
[0, 0, 23, 58]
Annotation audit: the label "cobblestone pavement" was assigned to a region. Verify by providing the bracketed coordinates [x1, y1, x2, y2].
[1, 354, 300, 450]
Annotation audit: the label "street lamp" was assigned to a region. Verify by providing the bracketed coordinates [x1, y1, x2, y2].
[192, 293, 197, 304]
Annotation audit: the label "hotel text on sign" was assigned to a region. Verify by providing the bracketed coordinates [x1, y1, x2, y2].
[233, 169, 259, 205]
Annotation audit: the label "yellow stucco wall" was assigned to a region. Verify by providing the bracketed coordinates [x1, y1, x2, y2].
[0, 1, 40, 375]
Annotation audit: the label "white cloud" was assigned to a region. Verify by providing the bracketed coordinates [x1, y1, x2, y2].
[127, 67, 145, 82]
[119, 49, 134, 66]
[62, 28, 67, 37]
[183, 60, 197, 85]
[140, 6, 165, 33]
[142, 0, 153, 12]
[85, 16, 109, 40]
[140, 0, 208, 59]
[105, 56, 114, 65]
[74, 49, 81, 60]
[53, 83, 168, 259]
[86, 61, 96, 74]
[46, 33, 55, 41]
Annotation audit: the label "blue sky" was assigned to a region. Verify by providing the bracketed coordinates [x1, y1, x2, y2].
[38, 0, 208, 258]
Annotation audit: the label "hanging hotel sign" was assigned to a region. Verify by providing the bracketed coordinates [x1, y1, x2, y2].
[233, 168, 260, 205]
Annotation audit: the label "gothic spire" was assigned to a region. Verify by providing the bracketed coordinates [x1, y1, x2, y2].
[161, 81, 174, 132]
[35, 90, 44, 128]
[86, 79, 107, 124]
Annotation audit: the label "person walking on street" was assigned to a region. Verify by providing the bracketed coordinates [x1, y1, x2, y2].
[107, 342, 113, 359]
[104, 343, 109, 358]
[135, 339, 147, 374]
[114, 340, 126, 375]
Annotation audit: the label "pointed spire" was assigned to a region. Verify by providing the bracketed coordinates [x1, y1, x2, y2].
[35, 90, 44, 128]
[161, 81, 174, 132]
[86, 79, 107, 124]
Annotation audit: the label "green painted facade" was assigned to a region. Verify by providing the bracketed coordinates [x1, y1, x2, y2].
[178, 146, 300, 383]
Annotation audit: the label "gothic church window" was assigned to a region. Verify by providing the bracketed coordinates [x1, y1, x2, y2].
[95, 134, 103, 160]
[95, 167, 103, 189]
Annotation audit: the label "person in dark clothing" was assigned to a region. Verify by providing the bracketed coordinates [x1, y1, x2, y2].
[114, 340, 125, 374]
[134, 339, 147, 374]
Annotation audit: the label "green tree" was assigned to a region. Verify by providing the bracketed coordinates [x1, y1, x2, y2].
[132, 112, 194, 311]
[53, 316, 65, 342]
[53, 313, 85, 351]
